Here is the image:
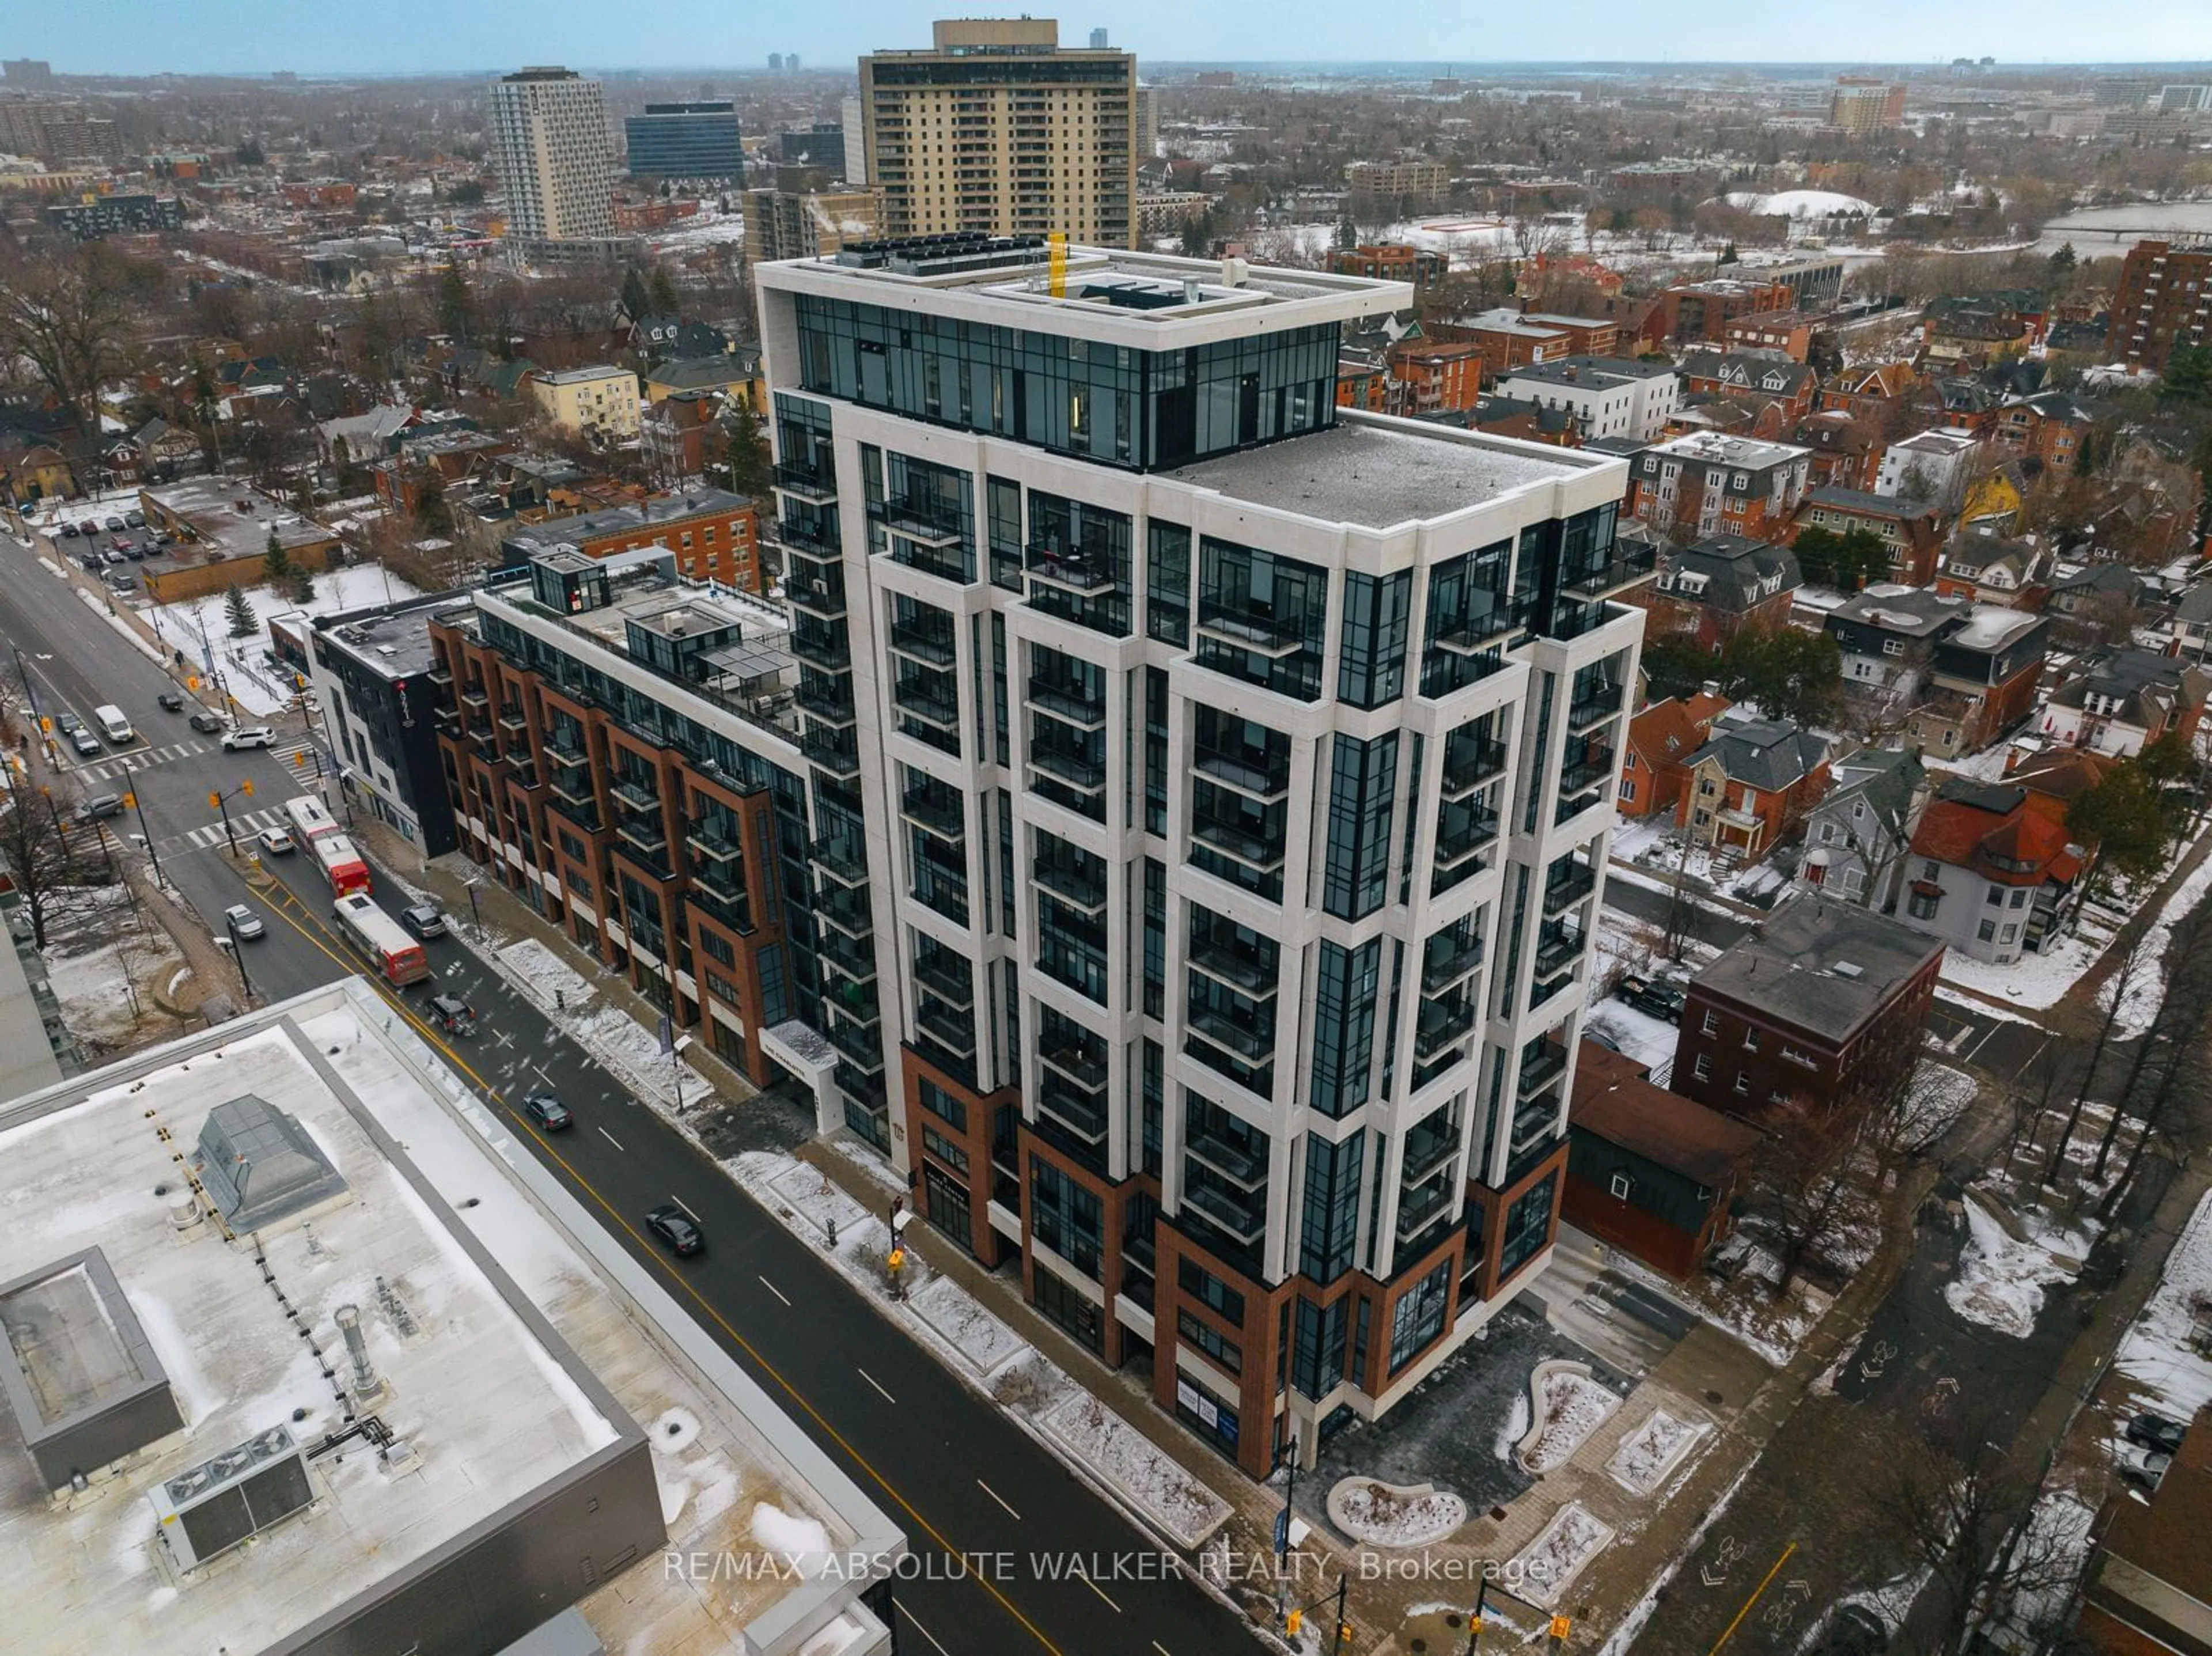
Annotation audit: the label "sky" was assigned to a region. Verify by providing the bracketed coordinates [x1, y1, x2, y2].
[8, 0, 2212, 77]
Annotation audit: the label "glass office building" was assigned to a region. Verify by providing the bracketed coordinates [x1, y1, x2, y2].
[624, 102, 744, 182]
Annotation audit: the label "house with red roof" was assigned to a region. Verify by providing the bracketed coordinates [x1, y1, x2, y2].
[1618, 691, 1731, 819]
[1897, 778, 2085, 965]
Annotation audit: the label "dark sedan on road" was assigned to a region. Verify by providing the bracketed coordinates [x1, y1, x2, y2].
[157, 690, 183, 712]
[647, 1204, 704, 1256]
[522, 1093, 574, 1132]
[189, 709, 222, 733]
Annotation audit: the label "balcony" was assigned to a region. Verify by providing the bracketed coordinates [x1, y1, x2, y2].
[1569, 687, 1624, 734]
[912, 953, 974, 1007]
[1195, 606, 1308, 660]
[779, 514, 842, 556]
[1037, 1030, 1107, 1088]
[1028, 678, 1107, 730]
[1543, 862, 1598, 915]
[790, 630, 851, 673]
[1033, 853, 1108, 914]
[1185, 1124, 1266, 1191]
[1188, 936, 1278, 997]
[878, 496, 964, 548]
[800, 726, 861, 777]
[817, 889, 873, 940]
[546, 736, 586, 769]
[915, 999, 977, 1056]
[497, 705, 529, 734]
[826, 1015, 885, 1074]
[1434, 809, 1501, 874]
[548, 767, 597, 807]
[544, 790, 600, 832]
[685, 823, 741, 864]
[900, 788, 965, 842]
[1567, 541, 1658, 598]
[1025, 543, 1118, 596]
[1438, 737, 1507, 801]
[1403, 1130, 1459, 1187]
[1533, 926, 1582, 983]
[688, 878, 750, 934]
[1422, 932, 1484, 994]
[1036, 1074, 1108, 1144]
[615, 818, 668, 861]
[460, 683, 489, 708]
[1181, 1181, 1266, 1246]
[1185, 1005, 1272, 1065]
[1414, 995, 1474, 1062]
[609, 779, 658, 815]
[817, 927, 878, 984]
[1028, 744, 1107, 797]
[1396, 1180, 1453, 1246]
[885, 622, 957, 669]
[1518, 1043, 1569, 1100]
[786, 571, 847, 619]
[810, 835, 869, 887]
[1191, 743, 1290, 803]
[1190, 813, 1286, 876]
[425, 664, 453, 687]
[774, 459, 838, 504]
[1558, 749, 1615, 797]
[793, 678, 855, 728]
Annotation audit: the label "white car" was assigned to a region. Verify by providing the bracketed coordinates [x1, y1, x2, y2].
[255, 826, 294, 855]
[221, 904, 265, 941]
[221, 725, 275, 750]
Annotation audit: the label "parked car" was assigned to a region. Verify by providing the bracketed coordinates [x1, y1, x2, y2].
[221, 904, 265, 941]
[647, 1204, 704, 1257]
[522, 1093, 574, 1131]
[75, 793, 123, 821]
[69, 728, 101, 757]
[1810, 1605, 1888, 1656]
[58, 520, 79, 538]
[2126, 1414, 2187, 1457]
[157, 690, 183, 712]
[188, 710, 222, 734]
[123, 543, 147, 562]
[255, 826, 294, 855]
[426, 992, 476, 1037]
[103, 548, 127, 567]
[220, 725, 275, 750]
[400, 903, 448, 939]
[109, 534, 131, 552]
[124, 509, 144, 528]
[1615, 973, 1688, 1024]
[103, 516, 124, 533]
[2119, 1444, 2172, 1493]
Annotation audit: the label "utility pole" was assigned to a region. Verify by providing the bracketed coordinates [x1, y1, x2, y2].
[224, 909, 255, 1003]
[128, 786, 164, 890]
[210, 779, 254, 858]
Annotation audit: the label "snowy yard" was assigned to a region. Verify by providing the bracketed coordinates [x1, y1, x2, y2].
[2112, 1188, 2212, 1423]
[134, 564, 424, 717]
[1040, 1392, 1232, 1548]
[495, 937, 597, 1011]
[910, 1275, 1027, 1378]
[1520, 1365, 1621, 1473]
[569, 1003, 716, 1110]
[39, 884, 191, 1054]
[1582, 998, 1682, 1076]
[1945, 1191, 2077, 1339]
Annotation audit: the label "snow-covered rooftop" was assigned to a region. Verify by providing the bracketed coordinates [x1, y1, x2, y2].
[0, 984, 897, 1655]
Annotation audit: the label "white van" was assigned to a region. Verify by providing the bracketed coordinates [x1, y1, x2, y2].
[93, 703, 135, 745]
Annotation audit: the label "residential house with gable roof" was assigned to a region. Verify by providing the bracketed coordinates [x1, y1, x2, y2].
[2039, 647, 2212, 757]
[1619, 691, 1732, 819]
[1798, 746, 1930, 911]
[1899, 778, 2084, 963]
[1630, 533, 1801, 654]
[1791, 486, 1946, 584]
[1997, 391, 2093, 476]
[1934, 533, 2053, 610]
[1675, 712, 1831, 865]
[1679, 348, 1819, 425]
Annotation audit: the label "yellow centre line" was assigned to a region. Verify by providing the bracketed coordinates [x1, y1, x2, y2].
[257, 885, 1066, 1653]
[1709, 1540, 1798, 1656]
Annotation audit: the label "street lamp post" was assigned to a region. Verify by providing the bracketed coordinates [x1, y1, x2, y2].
[127, 785, 164, 890]
[209, 780, 254, 859]
[223, 910, 255, 1003]
[464, 878, 483, 934]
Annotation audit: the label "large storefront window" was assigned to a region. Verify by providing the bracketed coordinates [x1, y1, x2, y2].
[1031, 1157, 1103, 1278]
[1387, 1259, 1452, 1374]
[1173, 1373, 1241, 1461]
[1032, 1267, 1102, 1352]
[1498, 1173, 1558, 1284]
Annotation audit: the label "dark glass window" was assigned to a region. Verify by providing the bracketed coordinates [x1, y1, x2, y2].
[1309, 940, 1379, 1120]
[1387, 1259, 1453, 1373]
[1194, 536, 1328, 700]
[1420, 540, 1513, 695]
[1300, 1132, 1365, 1284]
[1176, 1255, 1247, 1324]
[1498, 1173, 1558, 1283]
[1031, 1157, 1103, 1278]
[1291, 1297, 1350, 1401]
[1322, 732, 1398, 920]
[1147, 521, 1191, 646]
[1338, 570, 1411, 708]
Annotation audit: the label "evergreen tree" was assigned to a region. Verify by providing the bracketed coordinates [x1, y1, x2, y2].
[1335, 215, 1359, 252]
[722, 410, 772, 499]
[290, 568, 317, 605]
[263, 530, 292, 588]
[621, 267, 652, 323]
[1717, 241, 1739, 265]
[437, 260, 474, 342]
[223, 583, 256, 639]
[2047, 241, 2078, 277]
[648, 265, 680, 316]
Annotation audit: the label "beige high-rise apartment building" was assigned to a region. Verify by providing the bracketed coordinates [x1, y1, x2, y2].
[488, 66, 614, 245]
[859, 18, 1137, 249]
[745, 166, 884, 263]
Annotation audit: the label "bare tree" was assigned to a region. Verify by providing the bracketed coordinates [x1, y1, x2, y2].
[0, 244, 142, 465]
[1745, 1095, 1863, 1298]
[0, 775, 101, 950]
[2038, 929, 2153, 1186]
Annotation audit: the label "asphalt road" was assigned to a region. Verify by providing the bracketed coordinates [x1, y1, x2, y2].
[0, 525, 1260, 1656]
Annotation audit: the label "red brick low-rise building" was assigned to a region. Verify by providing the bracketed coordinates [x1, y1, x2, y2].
[1676, 713, 1830, 864]
[1630, 533, 1801, 654]
[1673, 897, 1944, 1122]
[2109, 238, 2212, 374]
[1619, 691, 1732, 819]
[1565, 1044, 1760, 1279]
[499, 484, 763, 593]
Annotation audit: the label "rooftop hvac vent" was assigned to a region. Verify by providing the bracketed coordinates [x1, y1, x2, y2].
[1831, 960, 1864, 978]
[148, 1424, 315, 1571]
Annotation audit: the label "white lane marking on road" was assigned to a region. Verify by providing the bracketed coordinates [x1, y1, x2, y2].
[1154, 1644, 1173, 1656]
[757, 1275, 790, 1307]
[1079, 1574, 1122, 1613]
[899, 1606, 953, 1656]
[597, 1126, 624, 1151]
[857, 1367, 896, 1405]
[977, 1479, 1021, 1521]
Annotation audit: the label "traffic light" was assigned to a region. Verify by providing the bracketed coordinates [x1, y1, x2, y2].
[1550, 1617, 1572, 1641]
[122, 793, 134, 809]
[887, 1248, 906, 1270]
[207, 791, 219, 809]
[187, 675, 200, 691]
[1285, 1610, 1302, 1636]
[241, 780, 253, 797]
[291, 751, 304, 767]
[1338, 1623, 1353, 1649]
[37, 715, 49, 733]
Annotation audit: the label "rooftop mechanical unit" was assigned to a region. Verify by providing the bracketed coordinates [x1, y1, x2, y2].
[147, 1424, 315, 1570]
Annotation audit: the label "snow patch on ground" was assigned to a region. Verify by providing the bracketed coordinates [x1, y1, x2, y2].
[2112, 1188, 2212, 1422]
[1039, 1392, 1233, 1548]
[910, 1274, 1027, 1378]
[1493, 1392, 1531, 1462]
[2097, 850, 2212, 1036]
[495, 937, 596, 1011]
[1945, 1191, 2075, 1338]
[1606, 1409, 1710, 1496]
[1327, 1477, 1468, 1549]
[135, 564, 423, 716]
[750, 1502, 834, 1575]
[1513, 1502, 1615, 1606]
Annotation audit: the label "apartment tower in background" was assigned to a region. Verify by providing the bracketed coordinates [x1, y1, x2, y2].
[487, 66, 615, 251]
[757, 237, 1646, 1477]
[625, 100, 744, 181]
[858, 18, 1139, 249]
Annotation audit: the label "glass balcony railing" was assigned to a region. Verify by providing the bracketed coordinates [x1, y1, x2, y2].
[1438, 737, 1507, 801]
[774, 458, 838, 503]
[1569, 687, 1624, 734]
[900, 789, 965, 840]
[1185, 1125, 1266, 1191]
[1182, 1180, 1266, 1245]
[1191, 743, 1290, 802]
[886, 622, 957, 668]
[1028, 677, 1108, 729]
[1422, 932, 1484, 993]
[912, 953, 974, 1007]
[1543, 863, 1598, 915]
[1025, 542, 1119, 596]
[1033, 854, 1108, 912]
[1518, 1043, 1569, 1100]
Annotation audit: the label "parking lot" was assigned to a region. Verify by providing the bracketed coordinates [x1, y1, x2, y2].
[38, 503, 169, 592]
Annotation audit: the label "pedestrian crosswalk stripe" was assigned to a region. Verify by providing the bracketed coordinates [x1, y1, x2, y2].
[79, 739, 210, 780]
[171, 804, 286, 852]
